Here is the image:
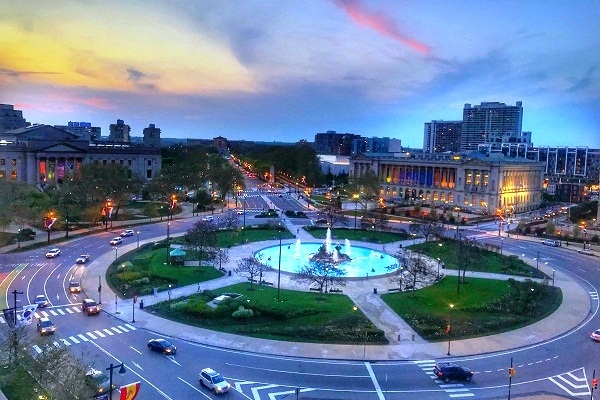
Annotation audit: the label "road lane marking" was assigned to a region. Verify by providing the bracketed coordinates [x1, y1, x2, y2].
[77, 334, 89, 342]
[103, 328, 114, 336]
[86, 332, 97, 340]
[94, 330, 106, 338]
[365, 362, 384, 400]
[131, 361, 144, 371]
[130, 346, 142, 355]
[69, 336, 80, 344]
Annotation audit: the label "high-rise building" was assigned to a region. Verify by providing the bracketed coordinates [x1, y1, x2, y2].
[314, 131, 361, 155]
[109, 119, 130, 142]
[0, 104, 30, 133]
[54, 121, 101, 141]
[423, 120, 462, 153]
[143, 123, 161, 147]
[461, 101, 525, 152]
[351, 137, 401, 155]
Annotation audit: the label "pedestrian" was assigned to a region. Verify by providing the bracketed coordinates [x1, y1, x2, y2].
[297, 228, 299, 234]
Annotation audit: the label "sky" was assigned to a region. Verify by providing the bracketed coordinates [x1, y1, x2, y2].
[1, 0, 599, 148]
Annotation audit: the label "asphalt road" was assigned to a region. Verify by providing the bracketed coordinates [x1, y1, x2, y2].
[2, 203, 600, 399]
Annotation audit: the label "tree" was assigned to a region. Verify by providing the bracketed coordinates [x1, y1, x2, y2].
[347, 167, 380, 209]
[214, 248, 229, 271]
[292, 259, 347, 292]
[218, 212, 239, 230]
[235, 256, 267, 290]
[392, 250, 436, 297]
[459, 237, 482, 284]
[317, 195, 348, 227]
[409, 220, 445, 242]
[185, 220, 219, 266]
[359, 208, 389, 231]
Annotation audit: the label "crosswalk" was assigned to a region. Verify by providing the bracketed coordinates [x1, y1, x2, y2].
[414, 360, 475, 398]
[0, 304, 83, 323]
[30, 323, 137, 354]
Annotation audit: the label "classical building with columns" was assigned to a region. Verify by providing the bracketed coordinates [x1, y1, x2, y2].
[0, 125, 161, 185]
[350, 152, 545, 215]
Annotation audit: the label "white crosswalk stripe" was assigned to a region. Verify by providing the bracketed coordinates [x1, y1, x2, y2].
[415, 360, 475, 398]
[103, 328, 114, 336]
[86, 332, 97, 340]
[57, 309, 65, 315]
[69, 336, 80, 344]
[94, 330, 106, 338]
[66, 308, 74, 314]
[49, 310, 58, 316]
[33, 345, 42, 354]
[41, 311, 49, 317]
[0, 316, 5, 324]
[111, 327, 123, 334]
[117, 325, 129, 332]
[60, 338, 70, 346]
[77, 334, 89, 342]
[125, 324, 137, 330]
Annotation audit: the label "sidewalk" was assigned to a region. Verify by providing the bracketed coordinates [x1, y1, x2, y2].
[83, 232, 591, 361]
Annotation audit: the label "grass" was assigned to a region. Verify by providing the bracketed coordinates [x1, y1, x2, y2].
[0, 362, 49, 400]
[306, 227, 412, 243]
[215, 227, 295, 247]
[147, 282, 388, 344]
[411, 238, 547, 278]
[107, 245, 224, 297]
[382, 276, 562, 341]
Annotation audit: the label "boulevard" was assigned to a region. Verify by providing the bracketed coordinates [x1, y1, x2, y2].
[1, 193, 600, 399]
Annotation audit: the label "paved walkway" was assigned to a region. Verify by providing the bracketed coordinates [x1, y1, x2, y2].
[2, 200, 592, 361]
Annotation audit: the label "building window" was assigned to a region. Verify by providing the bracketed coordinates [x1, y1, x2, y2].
[128, 160, 132, 166]
[0, 170, 5, 179]
[483, 172, 489, 186]
[146, 169, 152, 179]
[11, 159, 17, 166]
[11, 170, 17, 180]
[465, 171, 472, 185]
[474, 172, 481, 186]
[0, 159, 4, 165]
[147, 160, 152, 166]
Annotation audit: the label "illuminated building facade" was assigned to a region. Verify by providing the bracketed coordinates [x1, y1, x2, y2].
[350, 152, 545, 214]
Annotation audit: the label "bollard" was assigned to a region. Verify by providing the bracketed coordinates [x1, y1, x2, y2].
[373, 288, 377, 294]
[228, 270, 231, 276]
[397, 334, 401, 341]
[140, 299, 144, 309]
[412, 334, 415, 341]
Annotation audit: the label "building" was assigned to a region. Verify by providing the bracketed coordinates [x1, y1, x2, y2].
[54, 121, 101, 141]
[351, 137, 401, 155]
[109, 119, 130, 142]
[143, 124, 161, 148]
[0, 104, 30, 133]
[314, 131, 361, 155]
[461, 101, 526, 152]
[0, 125, 161, 185]
[350, 152, 545, 215]
[212, 136, 228, 154]
[423, 120, 462, 153]
[318, 155, 350, 176]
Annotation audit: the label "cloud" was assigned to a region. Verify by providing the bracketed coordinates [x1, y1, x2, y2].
[0, 68, 61, 77]
[567, 66, 597, 94]
[127, 68, 146, 82]
[331, 0, 430, 55]
[82, 98, 116, 110]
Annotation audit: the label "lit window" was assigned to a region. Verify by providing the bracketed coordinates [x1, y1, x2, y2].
[11, 170, 17, 180]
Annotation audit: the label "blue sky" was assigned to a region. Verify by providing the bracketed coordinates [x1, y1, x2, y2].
[1, 0, 599, 148]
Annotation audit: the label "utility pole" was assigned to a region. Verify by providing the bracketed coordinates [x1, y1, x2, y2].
[12, 289, 23, 326]
[508, 357, 516, 400]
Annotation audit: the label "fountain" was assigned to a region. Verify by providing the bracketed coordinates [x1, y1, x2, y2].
[254, 228, 398, 278]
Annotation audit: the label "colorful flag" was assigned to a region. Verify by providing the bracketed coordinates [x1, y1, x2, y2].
[119, 381, 140, 400]
[19, 304, 38, 326]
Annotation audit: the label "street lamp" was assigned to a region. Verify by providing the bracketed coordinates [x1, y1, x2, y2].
[114, 246, 118, 261]
[447, 303, 454, 355]
[353, 193, 359, 229]
[136, 230, 140, 248]
[166, 221, 171, 264]
[243, 195, 246, 229]
[500, 237, 504, 255]
[552, 269, 556, 287]
[437, 257, 441, 280]
[106, 362, 126, 399]
[277, 224, 283, 302]
[535, 250, 540, 270]
[352, 305, 367, 358]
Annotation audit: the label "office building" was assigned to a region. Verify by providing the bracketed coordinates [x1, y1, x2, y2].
[0, 104, 30, 133]
[351, 137, 401, 155]
[314, 131, 361, 155]
[423, 120, 462, 153]
[461, 101, 525, 152]
[143, 124, 161, 148]
[54, 121, 101, 141]
[109, 119, 131, 142]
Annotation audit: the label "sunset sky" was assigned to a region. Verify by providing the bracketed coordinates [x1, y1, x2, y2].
[1, 1, 599, 147]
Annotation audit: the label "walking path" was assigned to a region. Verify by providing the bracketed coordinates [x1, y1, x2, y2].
[2, 201, 593, 361]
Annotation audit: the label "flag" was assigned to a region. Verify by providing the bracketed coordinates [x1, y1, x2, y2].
[19, 304, 38, 326]
[119, 381, 141, 400]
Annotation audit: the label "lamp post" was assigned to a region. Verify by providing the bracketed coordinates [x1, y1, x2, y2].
[114, 246, 118, 261]
[552, 269, 556, 287]
[132, 295, 136, 323]
[536, 250, 540, 270]
[136, 230, 140, 248]
[353, 193, 359, 229]
[583, 228, 588, 250]
[447, 303, 454, 355]
[352, 305, 367, 358]
[243, 195, 246, 229]
[437, 257, 441, 280]
[500, 237, 504, 255]
[166, 221, 171, 264]
[17, 228, 20, 249]
[277, 224, 283, 302]
[106, 362, 126, 399]
[65, 209, 69, 239]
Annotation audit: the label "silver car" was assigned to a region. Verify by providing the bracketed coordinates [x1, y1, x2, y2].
[199, 368, 230, 394]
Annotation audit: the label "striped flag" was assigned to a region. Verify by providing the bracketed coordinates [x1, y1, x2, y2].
[119, 381, 141, 400]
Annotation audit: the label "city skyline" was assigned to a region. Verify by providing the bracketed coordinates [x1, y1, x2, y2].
[1, 1, 599, 147]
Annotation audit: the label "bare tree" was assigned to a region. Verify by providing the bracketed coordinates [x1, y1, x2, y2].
[214, 248, 230, 271]
[185, 220, 218, 266]
[292, 259, 347, 292]
[459, 237, 483, 284]
[317, 196, 349, 227]
[409, 220, 445, 242]
[392, 250, 436, 297]
[218, 212, 239, 230]
[235, 256, 267, 290]
[361, 208, 389, 231]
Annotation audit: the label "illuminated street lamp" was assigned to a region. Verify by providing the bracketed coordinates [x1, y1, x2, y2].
[500, 237, 504, 255]
[447, 303, 455, 355]
[353, 193, 359, 229]
[277, 224, 283, 302]
[106, 362, 126, 399]
[136, 230, 140, 248]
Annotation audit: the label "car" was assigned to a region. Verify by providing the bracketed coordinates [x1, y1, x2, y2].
[578, 249, 596, 256]
[147, 338, 177, 355]
[37, 317, 56, 336]
[34, 294, 50, 308]
[202, 216, 214, 222]
[85, 368, 112, 396]
[45, 248, 61, 258]
[82, 298, 100, 315]
[199, 368, 230, 394]
[591, 329, 600, 342]
[109, 237, 122, 245]
[433, 362, 474, 383]
[542, 239, 561, 247]
[236, 210, 244, 215]
[69, 281, 82, 294]
[76, 254, 91, 264]
[120, 229, 134, 237]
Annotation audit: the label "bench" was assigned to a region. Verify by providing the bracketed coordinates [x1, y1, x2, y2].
[388, 288, 401, 292]
[247, 278, 258, 283]
[309, 287, 322, 292]
[260, 280, 274, 286]
[329, 288, 343, 293]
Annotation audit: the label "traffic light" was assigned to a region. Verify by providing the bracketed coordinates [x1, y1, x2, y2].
[592, 377, 598, 389]
[509, 367, 516, 377]
[445, 324, 451, 334]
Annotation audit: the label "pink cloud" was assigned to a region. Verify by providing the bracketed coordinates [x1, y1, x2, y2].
[82, 98, 116, 110]
[332, 0, 431, 55]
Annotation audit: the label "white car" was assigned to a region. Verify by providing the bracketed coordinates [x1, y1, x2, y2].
[109, 237, 122, 245]
[199, 368, 230, 394]
[76, 254, 90, 264]
[202, 216, 214, 222]
[578, 249, 596, 256]
[236, 210, 244, 215]
[120, 229, 134, 237]
[591, 329, 600, 342]
[45, 248, 61, 258]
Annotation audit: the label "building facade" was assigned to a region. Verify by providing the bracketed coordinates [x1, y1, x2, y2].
[109, 119, 131, 142]
[461, 101, 525, 152]
[143, 124, 161, 148]
[0, 104, 30, 133]
[314, 131, 361, 155]
[0, 125, 161, 185]
[350, 153, 545, 214]
[423, 120, 462, 153]
[54, 121, 101, 141]
[351, 137, 401, 155]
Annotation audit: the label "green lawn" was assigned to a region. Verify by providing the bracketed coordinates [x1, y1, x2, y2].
[411, 239, 547, 278]
[382, 276, 562, 341]
[216, 227, 295, 247]
[147, 282, 388, 344]
[306, 227, 412, 244]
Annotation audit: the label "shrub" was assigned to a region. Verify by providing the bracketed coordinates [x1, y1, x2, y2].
[232, 306, 254, 319]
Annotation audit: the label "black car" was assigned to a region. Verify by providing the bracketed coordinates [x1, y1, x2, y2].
[433, 362, 474, 383]
[147, 338, 177, 355]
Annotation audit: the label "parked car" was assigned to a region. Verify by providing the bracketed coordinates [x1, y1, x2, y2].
[199, 368, 230, 394]
[37, 317, 56, 336]
[147, 338, 177, 355]
[109, 237, 122, 245]
[85, 368, 112, 396]
[45, 248, 61, 258]
[433, 362, 474, 383]
[591, 329, 600, 342]
[69, 281, 82, 294]
[34, 294, 50, 308]
[542, 239, 561, 247]
[76, 254, 91, 264]
[202, 216, 214, 222]
[578, 249, 596, 256]
[82, 298, 100, 315]
[120, 229, 134, 237]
